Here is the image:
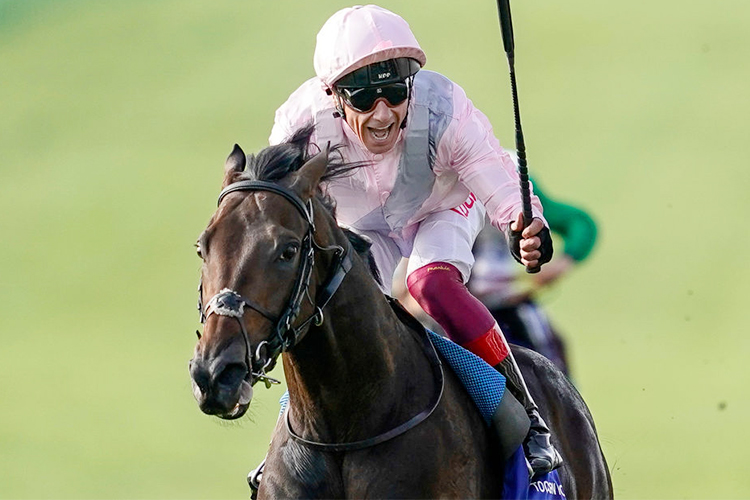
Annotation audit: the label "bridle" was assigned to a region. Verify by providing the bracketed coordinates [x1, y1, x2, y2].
[197, 179, 353, 389]
[197, 176, 445, 453]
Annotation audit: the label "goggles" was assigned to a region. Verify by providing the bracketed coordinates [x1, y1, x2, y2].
[334, 82, 409, 113]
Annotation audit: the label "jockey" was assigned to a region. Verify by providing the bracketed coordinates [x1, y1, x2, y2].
[267, 4, 562, 478]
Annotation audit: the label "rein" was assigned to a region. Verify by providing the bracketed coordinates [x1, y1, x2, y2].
[199, 179, 353, 389]
[284, 297, 446, 452]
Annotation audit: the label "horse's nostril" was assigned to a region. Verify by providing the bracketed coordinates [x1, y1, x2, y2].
[190, 361, 210, 394]
[216, 363, 247, 388]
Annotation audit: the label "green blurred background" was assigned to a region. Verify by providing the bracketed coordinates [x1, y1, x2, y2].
[1, 0, 748, 498]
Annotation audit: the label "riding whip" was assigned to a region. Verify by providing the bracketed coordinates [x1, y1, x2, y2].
[495, 0, 541, 273]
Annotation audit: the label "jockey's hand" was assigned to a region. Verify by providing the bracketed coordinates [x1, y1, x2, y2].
[508, 212, 553, 270]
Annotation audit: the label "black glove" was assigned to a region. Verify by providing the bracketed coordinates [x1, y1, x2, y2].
[508, 220, 553, 267]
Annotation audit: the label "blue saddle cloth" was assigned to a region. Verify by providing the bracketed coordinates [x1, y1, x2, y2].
[503, 446, 567, 499]
[429, 331, 566, 500]
[428, 331, 506, 425]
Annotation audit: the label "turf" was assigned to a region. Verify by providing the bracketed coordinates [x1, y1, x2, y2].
[1, 0, 748, 498]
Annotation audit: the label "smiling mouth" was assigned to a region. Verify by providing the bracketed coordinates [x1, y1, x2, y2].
[368, 124, 392, 141]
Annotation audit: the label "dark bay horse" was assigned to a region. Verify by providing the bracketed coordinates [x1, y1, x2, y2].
[189, 132, 612, 499]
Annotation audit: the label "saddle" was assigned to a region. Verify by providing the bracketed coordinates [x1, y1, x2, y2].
[388, 298, 529, 461]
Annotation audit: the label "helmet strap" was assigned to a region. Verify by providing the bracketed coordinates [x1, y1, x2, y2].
[326, 87, 346, 119]
[399, 75, 415, 129]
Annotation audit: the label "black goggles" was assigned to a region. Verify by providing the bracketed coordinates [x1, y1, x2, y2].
[335, 82, 409, 113]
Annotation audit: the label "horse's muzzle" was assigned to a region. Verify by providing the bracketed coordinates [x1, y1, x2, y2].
[189, 355, 253, 420]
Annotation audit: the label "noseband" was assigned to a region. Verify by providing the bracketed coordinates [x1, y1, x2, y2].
[198, 180, 353, 389]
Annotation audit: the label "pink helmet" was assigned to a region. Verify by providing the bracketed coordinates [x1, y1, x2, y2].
[313, 5, 427, 88]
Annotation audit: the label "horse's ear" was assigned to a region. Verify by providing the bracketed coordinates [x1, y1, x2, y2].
[290, 144, 329, 201]
[222, 144, 246, 188]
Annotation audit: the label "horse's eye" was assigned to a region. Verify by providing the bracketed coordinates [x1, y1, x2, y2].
[195, 243, 203, 259]
[280, 243, 299, 262]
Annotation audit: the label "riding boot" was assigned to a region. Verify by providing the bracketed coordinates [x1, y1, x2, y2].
[247, 460, 264, 500]
[495, 350, 563, 478]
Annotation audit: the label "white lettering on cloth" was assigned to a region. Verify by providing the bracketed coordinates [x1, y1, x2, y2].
[529, 479, 566, 498]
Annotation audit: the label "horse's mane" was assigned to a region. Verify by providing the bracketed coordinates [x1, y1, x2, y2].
[226, 124, 382, 286]
[230, 124, 360, 187]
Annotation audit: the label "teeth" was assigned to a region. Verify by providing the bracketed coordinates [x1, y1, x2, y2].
[370, 126, 390, 140]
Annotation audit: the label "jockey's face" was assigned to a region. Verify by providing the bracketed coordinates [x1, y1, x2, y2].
[342, 97, 408, 155]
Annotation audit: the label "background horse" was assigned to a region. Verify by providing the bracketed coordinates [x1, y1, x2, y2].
[189, 132, 612, 498]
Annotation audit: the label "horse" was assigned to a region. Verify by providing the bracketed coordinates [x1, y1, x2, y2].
[189, 131, 613, 499]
